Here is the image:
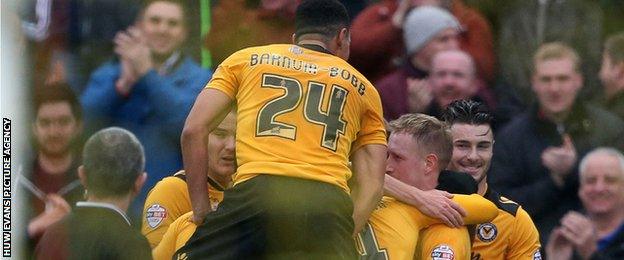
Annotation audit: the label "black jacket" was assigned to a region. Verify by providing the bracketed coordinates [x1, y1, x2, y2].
[604, 91, 624, 120]
[488, 101, 624, 246]
[35, 203, 152, 260]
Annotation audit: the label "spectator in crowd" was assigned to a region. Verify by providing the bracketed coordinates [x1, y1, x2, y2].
[141, 110, 236, 248]
[546, 148, 624, 260]
[359, 113, 497, 259]
[490, 42, 624, 247]
[418, 49, 487, 118]
[373, 5, 466, 121]
[34, 127, 151, 260]
[498, 0, 603, 104]
[598, 31, 624, 119]
[80, 0, 213, 213]
[26, 83, 84, 244]
[349, 0, 495, 84]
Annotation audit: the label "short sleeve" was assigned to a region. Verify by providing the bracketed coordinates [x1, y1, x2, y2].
[205, 51, 248, 100]
[351, 86, 387, 153]
[507, 207, 542, 260]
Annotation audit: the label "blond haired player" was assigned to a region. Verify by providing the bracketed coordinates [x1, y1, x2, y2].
[357, 114, 498, 260]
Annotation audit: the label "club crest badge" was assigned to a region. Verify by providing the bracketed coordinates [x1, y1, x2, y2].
[476, 223, 498, 242]
[431, 244, 454, 260]
[146, 204, 167, 229]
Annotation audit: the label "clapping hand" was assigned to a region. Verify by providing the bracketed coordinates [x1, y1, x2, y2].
[542, 134, 577, 187]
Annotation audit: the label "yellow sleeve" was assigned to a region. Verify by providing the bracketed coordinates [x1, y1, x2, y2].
[454, 194, 498, 224]
[507, 207, 542, 260]
[417, 224, 471, 260]
[152, 212, 197, 260]
[418, 194, 498, 228]
[350, 81, 387, 154]
[141, 175, 192, 247]
[205, 50, 248, 99]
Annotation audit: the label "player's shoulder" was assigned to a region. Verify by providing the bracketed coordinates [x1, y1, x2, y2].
[220, 44, 287, 65]
[484, 188, 520, 217]
[231, 44, 292, 57]
[149, 171, 188, 194]
[163, 170, 188, 185]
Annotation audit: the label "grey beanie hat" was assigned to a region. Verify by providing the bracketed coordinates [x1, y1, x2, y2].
[403, 6, 461, 54]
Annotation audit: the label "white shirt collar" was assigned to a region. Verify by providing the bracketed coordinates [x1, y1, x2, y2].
[158, 51, 181, 75]
[76, 201, 131, 226]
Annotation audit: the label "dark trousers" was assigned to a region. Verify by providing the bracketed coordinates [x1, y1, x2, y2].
[176, 175, 357, 260]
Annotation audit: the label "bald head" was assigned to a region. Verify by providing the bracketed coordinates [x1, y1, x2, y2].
[432, 50, 476, 76]
[429, 50, 478, 108]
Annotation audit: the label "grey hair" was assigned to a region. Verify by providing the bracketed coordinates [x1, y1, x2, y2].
[82, 127, 145, 198]
[579, 147, 624, 179]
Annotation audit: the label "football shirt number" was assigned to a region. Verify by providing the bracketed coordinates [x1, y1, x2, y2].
[256, 74, 347, 151]
[356, 223, 389, 260]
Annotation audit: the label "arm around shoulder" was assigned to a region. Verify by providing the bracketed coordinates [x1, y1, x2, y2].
[451, 194, 498, 225]
[384, 174, 466, 227]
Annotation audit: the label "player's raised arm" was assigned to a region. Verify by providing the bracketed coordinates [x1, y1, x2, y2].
[181, 88, 233, 224]
[350, 144, 387, 235]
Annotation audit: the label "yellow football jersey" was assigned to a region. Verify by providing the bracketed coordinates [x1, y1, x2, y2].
[152, 212, 197, 260]
[206, 44, 387, 192]
[417, 224, 471, 260]
[356, 194, 498, 260]
[471, 188, 542, 260]
[141, 171, 224, 247]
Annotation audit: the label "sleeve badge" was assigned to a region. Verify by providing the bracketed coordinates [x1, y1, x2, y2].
[146, 204, 167, 229]
[431, 244, 454, 260]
